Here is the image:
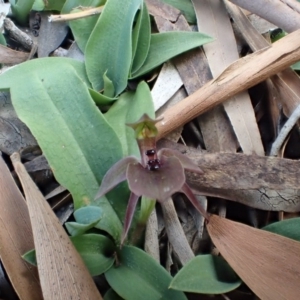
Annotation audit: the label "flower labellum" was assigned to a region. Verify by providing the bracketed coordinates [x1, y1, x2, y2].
[95, 114, 208, 245]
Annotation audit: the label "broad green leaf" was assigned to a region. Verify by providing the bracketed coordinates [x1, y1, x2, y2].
[130, 2, 151, 74]
[74, 206, 103, 224]
[32, 0, 66, 11]
[105, 81, 155, 157]
[62, 0, 106, 52]
[0, 57, 124, 240]
[10, 0, 35, 25]
[85, 0, 143, 95]
[170, 254, 241, 294]
[0, 57, 90, 88]
[71, 234, 116, 276]
[104, 289, 124, 300]
[69, 7, 100, 52]
[161, 0, 196, 24]
[74, 206, 124, 238]
[89, 88, 117, 106]
[61, 0, 104, 14]
[105, 246, 187, 300]
[263, 218, 300, 241]
[131, 31, 213, 78]
[23, 234, 116, 276]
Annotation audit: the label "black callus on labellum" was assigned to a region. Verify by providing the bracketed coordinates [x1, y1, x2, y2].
[95, 114, 208, 245]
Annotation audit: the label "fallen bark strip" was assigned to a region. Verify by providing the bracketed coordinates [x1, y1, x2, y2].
[192, 186, 300, 212]
[158, 140, 300, 212]
[159, 139, 300, 191]
[0, 44, 29, 64]
[156, 29, 300, 139]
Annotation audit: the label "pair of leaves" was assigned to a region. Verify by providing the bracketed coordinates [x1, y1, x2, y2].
[65, 205, 123, 243]
[0, 57, 125, 241]
[24, 241, 187, 300]
[84, 0, 213, 95]
[0, 58, 122, 209]
[171, 216, 300, 297]
[105, 246, 187, 300]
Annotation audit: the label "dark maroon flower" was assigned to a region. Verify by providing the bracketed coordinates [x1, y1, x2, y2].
[95, 114, 208, 244]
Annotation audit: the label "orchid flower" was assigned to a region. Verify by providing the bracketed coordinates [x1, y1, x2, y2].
[95, 114, 208, 245]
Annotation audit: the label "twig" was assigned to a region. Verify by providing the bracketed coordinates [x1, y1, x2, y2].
[270, 104, 300, 156]
[49, 6, 104, 22]
[4, 18, 33, 50]
[161, 198, 194, 265]
[156, 29, 300, 139]
[144, 209, 160, 262]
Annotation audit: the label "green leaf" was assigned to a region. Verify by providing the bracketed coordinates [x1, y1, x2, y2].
[62, 0, 106, 52]
[23, 234, 116, 276]
[161, 0, 196, 24]
[104, 289, 124, 300]
[66, 206, 102, 236]
[170, 254, 241, 294]
[22, 249, 36, 265]
[263, 218, 300, 241]
[61, 0, 104, 14]
[0, 57, 124, 240]
[33, 0, 66, 11]
[85, 0, 143, 95]
[131, 31, 213, 78]
[0, 33, 6, 46]
[292, 61, 300, 71]
[103, 72, 115, 98]
[139, 196, 156, 225]
[105, 81, 155, 157]
[71, 234, 116, 276]
[10, 0, 35, 25]
[32, 0, 44, 10]
[74, 205, 122, 242]
[89, 88, 117, 106]
[130, 2, 151, 75]
[69, 8, 100, 52]
[105, 246, 187, 300]
[0, 57, 90, 88]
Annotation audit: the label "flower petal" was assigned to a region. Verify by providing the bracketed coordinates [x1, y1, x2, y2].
[95, 156, 139, 199]
[121, 192, 140, 246]
[127, 156, 185, 201]
[180, 183, 209, 220]
[158, 148, 203, 174]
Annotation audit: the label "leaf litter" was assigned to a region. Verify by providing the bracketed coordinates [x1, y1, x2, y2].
[1, 0, 300, 299]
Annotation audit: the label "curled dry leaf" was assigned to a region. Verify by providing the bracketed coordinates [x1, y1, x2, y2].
[0, 155, 42, 300]
[207, 214, 300, 300]
[11, 152, 102, 300]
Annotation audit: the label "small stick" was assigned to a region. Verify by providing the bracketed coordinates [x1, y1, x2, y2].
[49, 6, 104, 22]
[156, 29, 300, 139]
[270, 104, 300, 156]
[144, 209, 160, 262]
[161, 198, 194, 265]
